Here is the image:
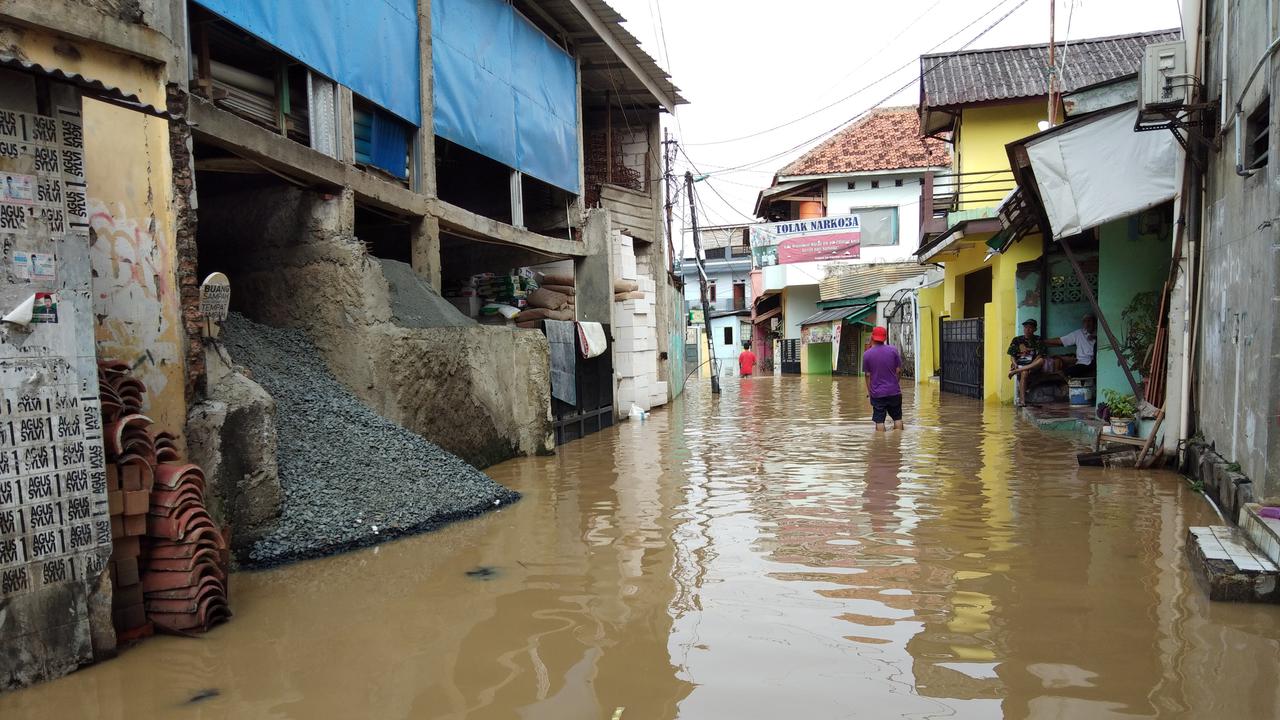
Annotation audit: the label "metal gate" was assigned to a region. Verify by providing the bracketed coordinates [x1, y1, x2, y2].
[780, 339, 801, 374]
[552, 326, 614, 446]
[885, 289, 916, 379]
[940, 318, 983, 398]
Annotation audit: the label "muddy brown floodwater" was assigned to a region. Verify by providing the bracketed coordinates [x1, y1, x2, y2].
[3, 378, 1280, 718]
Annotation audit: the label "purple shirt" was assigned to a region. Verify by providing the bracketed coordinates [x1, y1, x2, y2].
[862, 344, 902, 398]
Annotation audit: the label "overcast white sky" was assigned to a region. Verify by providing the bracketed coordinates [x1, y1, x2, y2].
[605, 0, 1183, 240]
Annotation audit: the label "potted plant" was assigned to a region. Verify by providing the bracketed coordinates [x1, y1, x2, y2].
[1103, 389, 1138, 436]
[1121, 291, 1160, 379]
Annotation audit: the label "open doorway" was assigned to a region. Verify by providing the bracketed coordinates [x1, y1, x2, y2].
[961, 266, 993, 319]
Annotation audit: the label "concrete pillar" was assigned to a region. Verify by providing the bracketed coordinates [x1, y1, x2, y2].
[411, 214, 442, 290]
[416, 0, 437, 198]
[338, 86, 356, 165]
[576, 209, 614, 325]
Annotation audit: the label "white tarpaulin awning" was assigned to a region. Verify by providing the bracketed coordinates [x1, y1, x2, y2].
[1025, 104, 1178, 240]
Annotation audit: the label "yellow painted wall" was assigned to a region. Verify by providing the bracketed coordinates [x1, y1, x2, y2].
[921, 235, 1044, 404]
[11, 27, 185, 435]
[955, 102, 1045, 211]
[917, 284, 943, 380]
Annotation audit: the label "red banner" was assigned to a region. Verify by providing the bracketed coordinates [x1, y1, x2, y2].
[776, 231, 861, 264]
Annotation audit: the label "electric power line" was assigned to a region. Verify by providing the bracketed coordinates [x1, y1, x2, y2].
[685, 0, 1023, 147]
[679, 146, 759, 224]
[689, 0, 1036, 178]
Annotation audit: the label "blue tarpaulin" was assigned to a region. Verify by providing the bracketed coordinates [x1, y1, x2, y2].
[432, 0, 580, 194]
[195, 0, 421, 125]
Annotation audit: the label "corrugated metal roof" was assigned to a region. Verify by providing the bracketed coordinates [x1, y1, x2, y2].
[799, 304, 874, 327]
[535, 0, 686, 110]
[0, 56, 172, 118]
[819, 263, 930, 302]
[920, 29, 1180, 110]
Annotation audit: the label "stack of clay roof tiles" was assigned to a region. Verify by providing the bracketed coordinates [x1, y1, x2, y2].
[98, 361, 231, 638]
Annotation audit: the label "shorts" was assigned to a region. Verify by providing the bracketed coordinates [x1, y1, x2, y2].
[1066, 362, 1095, 378]
[871, 394, 903, 423]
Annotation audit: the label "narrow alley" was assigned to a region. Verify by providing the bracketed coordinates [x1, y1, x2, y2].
[2, 378, 1275, 719]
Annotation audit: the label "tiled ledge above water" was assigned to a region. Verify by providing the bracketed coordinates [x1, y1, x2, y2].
[1187, 526, 1280, 603]
[1240, 504, 1280, 567]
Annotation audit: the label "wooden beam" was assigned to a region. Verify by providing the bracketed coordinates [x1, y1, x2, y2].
[564, 0, 677, 113]
[1059, 233, 1143, 399]
[430, 198, 587, 257]
[189, 96, 429, 217]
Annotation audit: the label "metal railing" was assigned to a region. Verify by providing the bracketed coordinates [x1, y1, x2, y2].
[919, 169, 1017, 238]
[686, 297, 749, 315]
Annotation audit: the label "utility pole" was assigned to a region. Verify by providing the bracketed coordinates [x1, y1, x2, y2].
[1047, 0, 1058, 126]
[663, 129, 677, 277]
[685, 171, 721, 394]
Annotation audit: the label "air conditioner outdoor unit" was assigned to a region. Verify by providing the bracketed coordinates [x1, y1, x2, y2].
[1140, 40, 1189, 108]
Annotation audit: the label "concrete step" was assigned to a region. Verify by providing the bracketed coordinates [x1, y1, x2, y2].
[1186, 525, 1280, 603]
[1239, 504, 1280, 566]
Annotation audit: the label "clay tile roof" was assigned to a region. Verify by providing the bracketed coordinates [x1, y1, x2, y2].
[778, 107, 951, 177]
[921, 29, 1181, 109]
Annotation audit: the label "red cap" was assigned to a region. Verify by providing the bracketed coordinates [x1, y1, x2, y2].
[871, 326, 888, 342]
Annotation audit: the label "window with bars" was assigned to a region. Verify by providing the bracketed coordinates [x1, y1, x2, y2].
[1246, 96, 1270, 171]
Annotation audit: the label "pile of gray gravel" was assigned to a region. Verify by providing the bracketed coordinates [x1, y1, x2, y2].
[379, 258, 475, 329]
[222, 313, 519, 567]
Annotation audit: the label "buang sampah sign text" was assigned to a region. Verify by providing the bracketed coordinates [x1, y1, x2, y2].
[749, 214, 861, 267]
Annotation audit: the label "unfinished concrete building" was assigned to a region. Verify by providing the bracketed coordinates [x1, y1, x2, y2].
[0, 0, 684, 688]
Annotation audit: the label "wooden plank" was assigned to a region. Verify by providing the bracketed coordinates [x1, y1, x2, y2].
[601, 184, 655, 208]
[610, 210, 655, 230]
[1136, 407, 1166, 469]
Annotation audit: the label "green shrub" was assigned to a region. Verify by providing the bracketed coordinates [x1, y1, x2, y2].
[1103, 389, 1138, 418]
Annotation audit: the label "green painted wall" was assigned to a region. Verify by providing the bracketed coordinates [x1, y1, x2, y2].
[807, 343, 833, 375]
[1096, 212, 1172, 400]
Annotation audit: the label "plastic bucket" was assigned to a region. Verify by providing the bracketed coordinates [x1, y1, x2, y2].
[1068, 378, 1095, 406]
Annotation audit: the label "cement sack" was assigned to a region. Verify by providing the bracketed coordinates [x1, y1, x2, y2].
[615, 290, 646, 301]
[613, 279, 639, 293]
[539, 273, 575, 287]
[541, 284, 576, 296]
[515, 307, 574, 323]
[528, 287, 571, 311]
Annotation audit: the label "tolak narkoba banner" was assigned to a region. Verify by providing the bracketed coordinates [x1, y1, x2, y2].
[749, 215, 860, 267]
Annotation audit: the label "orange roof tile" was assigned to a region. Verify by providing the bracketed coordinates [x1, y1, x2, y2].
[779, 107, 950, 177]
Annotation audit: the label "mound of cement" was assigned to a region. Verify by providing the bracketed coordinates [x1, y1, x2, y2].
[379, 258, 475, 329]
[223, 313, 518, 566]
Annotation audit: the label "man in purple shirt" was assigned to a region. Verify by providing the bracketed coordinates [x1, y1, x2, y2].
[862, 326, 904, 431]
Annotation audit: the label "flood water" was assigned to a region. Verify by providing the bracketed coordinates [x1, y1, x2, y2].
[4, 378, 1279, 719]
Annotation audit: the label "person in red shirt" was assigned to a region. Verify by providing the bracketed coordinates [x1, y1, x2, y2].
[738, 341, 757, 378]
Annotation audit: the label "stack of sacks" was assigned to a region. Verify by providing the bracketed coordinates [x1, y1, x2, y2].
[516, 274, 576, 327]
[98, 360, 231, 638]
[461, 270, 538, 323]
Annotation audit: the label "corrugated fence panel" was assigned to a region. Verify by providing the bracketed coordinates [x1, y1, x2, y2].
[195, 0, 421, 125]
[432, 0, 581, 194]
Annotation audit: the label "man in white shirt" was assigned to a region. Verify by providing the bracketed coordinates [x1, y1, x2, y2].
[1048, 314, 1098, 378]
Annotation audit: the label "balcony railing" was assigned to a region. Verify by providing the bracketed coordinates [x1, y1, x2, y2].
[919, 169, 1017, 240]
[685, 297, 749, 316]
